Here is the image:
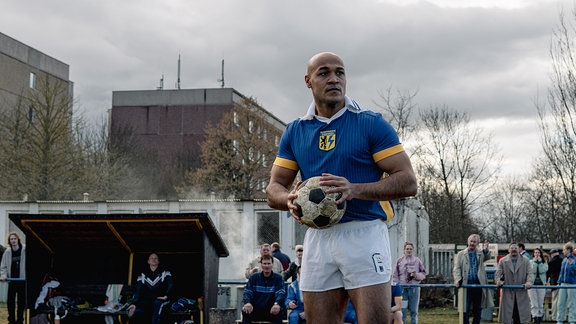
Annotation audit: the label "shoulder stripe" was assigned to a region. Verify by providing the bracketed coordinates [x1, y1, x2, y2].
[273, 157, 299, 170]
[372, 144, 405, 162]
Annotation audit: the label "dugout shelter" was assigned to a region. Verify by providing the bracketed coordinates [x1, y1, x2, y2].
[9, 212, 228, 323]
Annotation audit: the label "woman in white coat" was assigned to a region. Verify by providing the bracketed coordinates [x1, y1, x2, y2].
[528, 248, 548, 324]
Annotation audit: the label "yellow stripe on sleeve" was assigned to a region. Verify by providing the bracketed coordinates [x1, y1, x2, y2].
[372, 144, 405, 162]
[273, 157, 299, 171]
[380, 201, 395, 222]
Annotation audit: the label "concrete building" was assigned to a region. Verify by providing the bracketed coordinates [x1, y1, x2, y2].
[0, 32, 73, 113]
[111, 88, 285, 169]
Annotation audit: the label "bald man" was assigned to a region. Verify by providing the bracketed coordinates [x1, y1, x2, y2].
[266, 52, 417, 323]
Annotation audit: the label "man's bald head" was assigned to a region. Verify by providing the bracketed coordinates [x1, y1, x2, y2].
[306, 52, 345, 76]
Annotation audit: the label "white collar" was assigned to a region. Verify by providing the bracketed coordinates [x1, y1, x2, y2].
[301, 95, 363, 122]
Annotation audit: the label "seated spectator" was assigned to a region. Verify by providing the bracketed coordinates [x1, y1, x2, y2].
[391, 281, 403, 324]
[344, 300, 357, 324]
[127, 253, 173, 324]
[242, 254, 286, 324]
[285, 266, 305, 324]
[272, 242, 291, 271]
[245, 243, 283, 279]
[284, 245, 303, 282]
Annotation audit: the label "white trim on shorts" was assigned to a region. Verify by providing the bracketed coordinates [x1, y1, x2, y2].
[299, 219, 391, 292]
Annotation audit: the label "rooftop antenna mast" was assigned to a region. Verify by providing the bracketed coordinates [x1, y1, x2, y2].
[176, 54, 181, 90]
[157, 74, 164, 90]
[218, 59, 225, 88]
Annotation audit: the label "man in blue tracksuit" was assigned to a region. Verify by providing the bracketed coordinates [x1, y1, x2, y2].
[242, 254, 286, 324]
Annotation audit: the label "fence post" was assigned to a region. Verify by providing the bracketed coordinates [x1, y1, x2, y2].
[458, 287, 464, 324]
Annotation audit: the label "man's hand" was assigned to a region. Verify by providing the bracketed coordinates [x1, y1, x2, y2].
[288, 181, 303, 224]
[127, 305, 136, 317]
[524, 283, 532, 289]
[270, 303, 281, 315]
[288, 300, 297, 309]
[242, 303, 253, 314]
[299, 312, 306, 320]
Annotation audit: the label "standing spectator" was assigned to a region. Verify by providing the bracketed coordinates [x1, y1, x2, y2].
[393, 241, 427, 324]
[283, 245, 303, 282]
[242, 254, 286, 324]
[0, 232, 26, 324]
[245, 243, 283, 279]
[271, 242, 291, 272]
[266, 51, 417, 323]
[556, 242, 576, 324]
[495, 242, 534, 324]
[518, 242, 532, 260]
[127, 253, 173, 324]
[547, 248, 563, 322]
[453, 234, 493, 324]
[529, 248, 548, 324]
[285, 266, 305, 324]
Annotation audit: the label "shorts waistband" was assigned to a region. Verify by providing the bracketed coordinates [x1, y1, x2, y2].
[311, 218, 384, 233]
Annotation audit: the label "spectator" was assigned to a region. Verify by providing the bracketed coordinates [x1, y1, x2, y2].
[547, 248, 563, 322]
[127, 253, 173, 324]
[285, 266, 304, 324]
[556, 242, 576, 324]
[283, 245, 303, 282]
[495, 242, 533, 324]
[271, 242, 291, 271]
[453, 234, 493, 324]
[245, 243, 283, 279]
[390, 281, 403, 324]
[529, 248, 548, 324]
[518, 242, 532, 260]
[393, 241, 427, 324]
[0, 232, 26, 324]
[344, 300, 358, 324]
[242, 254, 286, 324]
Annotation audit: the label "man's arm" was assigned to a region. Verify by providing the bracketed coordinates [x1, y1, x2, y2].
[321, 152, 417, 203]
[266, 165, 299, 211]
[391, 296, 403, 313]
[453, 252, 462, 286]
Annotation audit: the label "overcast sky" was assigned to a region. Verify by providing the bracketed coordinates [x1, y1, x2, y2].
[2, 0, 569, 176]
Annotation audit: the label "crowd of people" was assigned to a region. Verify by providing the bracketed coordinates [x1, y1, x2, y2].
[452, 237, 576, 324]
[242, 240, 429, 324]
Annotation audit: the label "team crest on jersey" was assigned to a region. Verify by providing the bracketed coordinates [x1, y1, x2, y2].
[319, 130, 336, 151]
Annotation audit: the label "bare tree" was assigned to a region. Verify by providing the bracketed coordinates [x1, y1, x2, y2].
[0, 75, 83, 200]
[373, 86, 419, 143]
[75, 118, 146, 200]
[482, 177, 531, 242]
[178, 97, 283, 199]
[533, 8, 576, 241]
[417, 106, 502, 243]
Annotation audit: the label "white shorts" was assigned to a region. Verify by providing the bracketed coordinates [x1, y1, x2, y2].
[299, 219, 391, 292]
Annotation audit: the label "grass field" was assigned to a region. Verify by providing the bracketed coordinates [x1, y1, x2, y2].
[417, 307, 460, 324]
[2, 304, 462, 323]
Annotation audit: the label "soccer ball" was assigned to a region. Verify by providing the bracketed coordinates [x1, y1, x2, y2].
[293, 176, 346, 229]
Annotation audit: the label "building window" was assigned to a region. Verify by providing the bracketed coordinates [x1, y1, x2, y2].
[29, 72, 36, 89]
[294, 222, 306, 246]
[28, 106, 35, 123]
[256, 211, 279, 246]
